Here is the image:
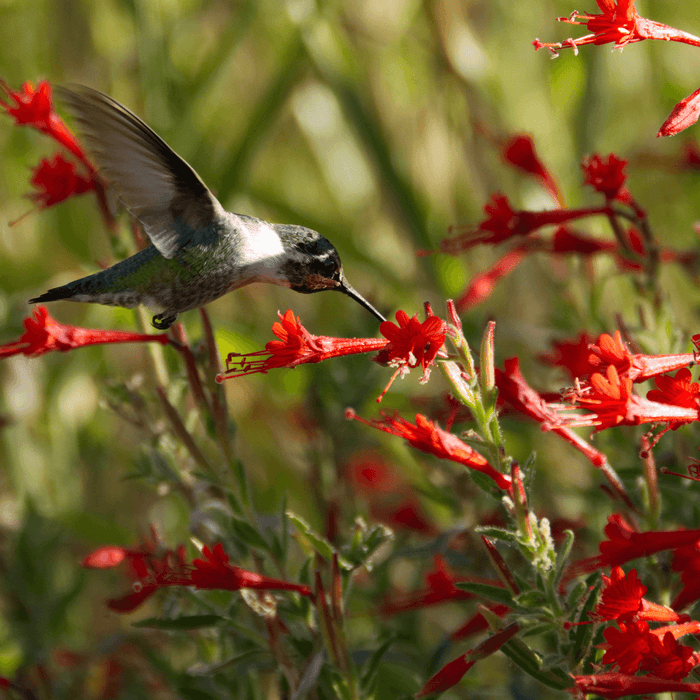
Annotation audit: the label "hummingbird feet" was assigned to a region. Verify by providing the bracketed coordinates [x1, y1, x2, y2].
[152, 313, 178, 330]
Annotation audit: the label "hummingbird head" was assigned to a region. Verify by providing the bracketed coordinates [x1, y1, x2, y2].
[274, 225, 386, 323]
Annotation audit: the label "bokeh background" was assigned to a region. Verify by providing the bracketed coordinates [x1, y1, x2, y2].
[2, 0, 700, 695]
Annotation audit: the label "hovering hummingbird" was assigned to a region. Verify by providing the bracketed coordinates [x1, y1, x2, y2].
[29, 86, 385, 329]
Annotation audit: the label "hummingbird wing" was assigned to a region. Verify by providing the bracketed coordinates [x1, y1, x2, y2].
[57, 85, 222, 259]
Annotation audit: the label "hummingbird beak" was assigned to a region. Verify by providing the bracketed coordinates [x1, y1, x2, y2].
[337, 276, 386, 323]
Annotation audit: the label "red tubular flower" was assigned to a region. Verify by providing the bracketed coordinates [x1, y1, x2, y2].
[553, 365, 699, 431]
[595, 567, 686, 624]
[647, 368, 700, 409]
[0, 306, 170, 359]
[29, 154, 96, 208]
[415, 624, 520, 699]
[456, 246, 527, 312]
[582, 153, 630, 202]
[639, 629, 699, 680]
[550, 227, 617, 256]
[600, 619, 652, 674]
[587, 331, 696, 383]
[440, 194, 610, 253]
[219, 309, 388, 380]
[83, 541, 311, 612]
[188, 543, 312, 596]
[538, 332, 596, 381]
[345, 410, 512, 491]
[601, 618, 700, 680]
[501, 134, 563, 206]
[0, 79, 90, 165]
[572, 671, 700, 698]
[415, 654, 474, 699]
[595, 567, 646, 622]
[495, 357, 608, 468]
[659, 85, 700, 137]
[380, 555, 480, 615]
[374, 310, 447, 397]
[566, 513, 700, 581]
[534, 0, 700, 56]
[671, 541, 700, 610]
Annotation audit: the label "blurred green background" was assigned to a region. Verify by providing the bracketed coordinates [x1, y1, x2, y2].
[2, 0, 700, 693]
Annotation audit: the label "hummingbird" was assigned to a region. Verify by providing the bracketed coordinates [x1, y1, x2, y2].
[29, 86, 385, 329]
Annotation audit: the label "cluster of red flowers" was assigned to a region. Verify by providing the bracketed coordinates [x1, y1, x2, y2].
[595, 567, 700, 678]
[83, 539, 312, 612]
[435, 132, 695, 312]
[0, 79, 112, 224]
[568, 565, 700, 696]
[542, 331, 700, 432]
[534, 0, 700, 137]
[219, 307, 447, 404]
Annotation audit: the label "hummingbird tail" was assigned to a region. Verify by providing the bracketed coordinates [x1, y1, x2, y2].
[29, 267, 142, 309]
[28, 284, 78, 304]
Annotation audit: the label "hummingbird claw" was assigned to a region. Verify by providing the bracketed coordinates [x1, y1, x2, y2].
[152, 313, 178, 330]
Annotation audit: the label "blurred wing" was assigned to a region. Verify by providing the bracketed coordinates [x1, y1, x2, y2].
[58, 85, 221, 258]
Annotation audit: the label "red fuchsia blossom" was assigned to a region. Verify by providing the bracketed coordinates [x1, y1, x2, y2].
[0, 306, 170, 359]
[0, 79, 90, 165]
[565, 513, 700, 582]
[533, 0, 700, 56]
[440, 193, 611, 254]
[219, 309, 388, 379]
[345, 409, 512, 491]
[501, 134, 564, 206]
[572, 671, 700, 699]
[29, 154, 96, 208]
[83, 541, 312, 612]
[455, 246, 527, 312]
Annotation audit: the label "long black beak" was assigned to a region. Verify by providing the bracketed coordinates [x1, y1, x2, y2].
[338, 276, 386, 323]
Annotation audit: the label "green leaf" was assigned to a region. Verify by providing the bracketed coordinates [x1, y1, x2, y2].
[287, 512, 354, 568]
[133, 615, 227, 630]
[553, 530, 575, 588]
[177, 689, 221, 700]
[475, 527, 519, 545]
[500, 639, 573, 690]
[361, 636, 395, 691]
[572, 579, 602, 663]
[454, 582, 514, 606]
[514, 590, 548, 608]
[229, 516, 271, 552]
